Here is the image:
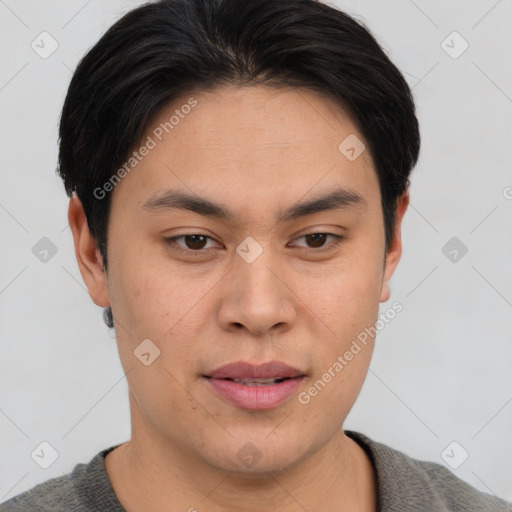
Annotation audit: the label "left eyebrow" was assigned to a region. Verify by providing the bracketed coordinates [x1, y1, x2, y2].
[279, 187, 366, 222]
[141, 186, 366, 223]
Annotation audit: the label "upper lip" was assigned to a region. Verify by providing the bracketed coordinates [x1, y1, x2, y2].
[207, 361, 304, 380]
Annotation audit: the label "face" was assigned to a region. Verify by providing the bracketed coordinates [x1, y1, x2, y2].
[70, 85, 407, 475]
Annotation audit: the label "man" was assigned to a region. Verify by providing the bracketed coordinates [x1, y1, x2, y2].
[1, 0, 510, 510]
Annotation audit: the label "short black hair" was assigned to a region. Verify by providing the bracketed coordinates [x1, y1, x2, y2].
[57, 0, 420, 329]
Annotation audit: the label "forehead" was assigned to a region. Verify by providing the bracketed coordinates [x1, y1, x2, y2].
[110, 85, 379, 219]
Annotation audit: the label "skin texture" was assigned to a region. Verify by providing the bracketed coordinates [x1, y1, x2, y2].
[68, 85, 408, 512]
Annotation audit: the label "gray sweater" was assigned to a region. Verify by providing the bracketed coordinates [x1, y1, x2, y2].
[1, 431, 511, 511]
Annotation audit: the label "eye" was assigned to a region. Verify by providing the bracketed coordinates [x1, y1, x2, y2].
[289, 232, 344, 252]
[165, 234, 221, 254]
[164, 232, 344, 256]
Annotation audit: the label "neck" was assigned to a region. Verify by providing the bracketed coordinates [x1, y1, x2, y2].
[105, 424, 377, 512]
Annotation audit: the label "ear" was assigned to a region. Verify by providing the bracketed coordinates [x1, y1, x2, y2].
[379, 190, 409, 303]
[67, 195, 110, 308]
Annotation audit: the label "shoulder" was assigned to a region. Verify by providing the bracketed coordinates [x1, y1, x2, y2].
[418, 460, 511, 511]
[346, 430, 512, 512]
[0, 446, 123, 512]
[0, 471, 82, 512]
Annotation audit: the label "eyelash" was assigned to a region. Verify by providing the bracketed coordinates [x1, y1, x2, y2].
[164, 232, 345, 257]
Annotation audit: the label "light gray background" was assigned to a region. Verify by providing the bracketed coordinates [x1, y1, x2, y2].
[1, 0, 511, 504]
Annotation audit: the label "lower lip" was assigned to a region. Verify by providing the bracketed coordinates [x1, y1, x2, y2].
[205, 377, 304, 410]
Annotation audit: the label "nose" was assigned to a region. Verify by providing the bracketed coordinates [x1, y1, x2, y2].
[216, 243, 297, 338]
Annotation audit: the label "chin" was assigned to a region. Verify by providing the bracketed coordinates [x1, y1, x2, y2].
[201, 431, 308, 476]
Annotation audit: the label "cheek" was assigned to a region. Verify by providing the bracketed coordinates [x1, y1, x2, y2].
[297, 268, 380, 420]
[110, 257, 221, 384]
[108, 261, 207, 419]
[109, 246, 193, 335]
[300, 252, 383, 335]
[293, 245, 383, 405]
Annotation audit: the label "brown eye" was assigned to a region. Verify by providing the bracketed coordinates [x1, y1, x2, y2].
[304, 233, 328, 248]
[291, 232, 344, 252]
[181, 234, 208, 250]
[165, 234, 219, 254]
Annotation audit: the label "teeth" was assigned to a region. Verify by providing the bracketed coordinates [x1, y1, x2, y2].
[232, 377, 284, 386]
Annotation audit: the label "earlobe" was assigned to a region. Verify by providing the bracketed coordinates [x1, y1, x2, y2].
[379, 191, 409, 303]
[68, 196, 110, 308]
[379, 281, 390, 303]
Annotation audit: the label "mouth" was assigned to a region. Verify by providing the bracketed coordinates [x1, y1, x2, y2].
[206, 360, 304, 380]
[215, 377, 293, 386]
[203, 361, 306, 410]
